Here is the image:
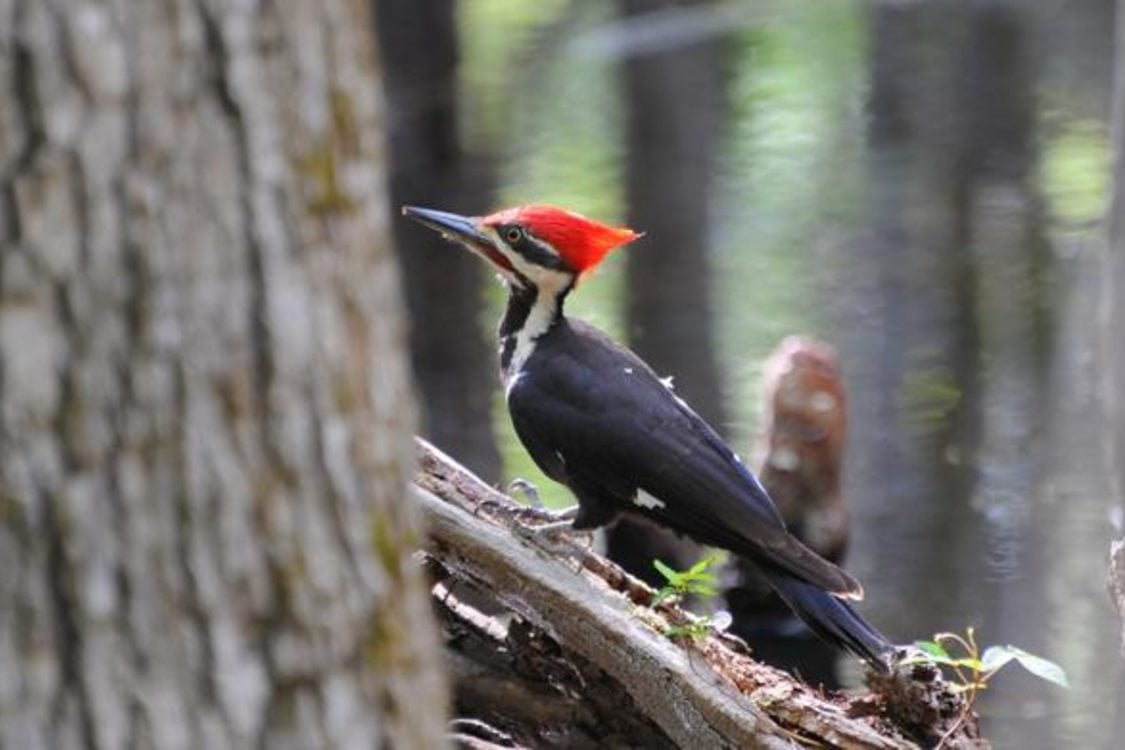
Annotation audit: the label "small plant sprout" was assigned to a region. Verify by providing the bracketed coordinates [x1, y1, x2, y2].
[902, 627, 1069, 748]
[651, 555, 733, 642]
[651, 554, 722, 605]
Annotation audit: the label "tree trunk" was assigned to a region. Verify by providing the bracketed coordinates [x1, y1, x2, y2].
[1109, 0, 1125, 514]
[374, 0, 501, 482]
[1108, 0, 1125, 663]
[0, 1, 446, 748]
[609, 0, 729, 588]
[620, 0, 727, 430]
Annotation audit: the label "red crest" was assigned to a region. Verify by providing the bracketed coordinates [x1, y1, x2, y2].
[483, 205, 640, 274]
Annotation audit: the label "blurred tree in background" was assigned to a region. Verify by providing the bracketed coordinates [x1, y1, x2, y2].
[1110, 0, 1125, 511]
[0, 1, 445, 747]
[376, 0, 501, 482]
[446, 1, 1125, 745]
[606, 0, 732, 589]
[846, 0, 1051, 651]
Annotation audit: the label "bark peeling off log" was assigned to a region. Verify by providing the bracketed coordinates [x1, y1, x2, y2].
[415, 439, 981, 749]
[416, 485, 790, 750]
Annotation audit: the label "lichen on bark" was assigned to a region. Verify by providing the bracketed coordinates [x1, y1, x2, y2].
[0, 1, 447, 748]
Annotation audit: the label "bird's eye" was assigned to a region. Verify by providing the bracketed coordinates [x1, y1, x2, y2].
[505, 227, 523, 243]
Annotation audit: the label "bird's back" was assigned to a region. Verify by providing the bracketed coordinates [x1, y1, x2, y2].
[508, 318, 861, 597]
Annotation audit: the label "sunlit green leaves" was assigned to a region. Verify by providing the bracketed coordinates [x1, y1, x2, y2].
[1007, 648, 1070, 688]
[1040, 118, 1111, 226]
[916, 640, 951, 660]
[904, 628, 1070, 696]
[976, 644, 1070, 688]
[652, 554, 721, 605]
[979, 644, 1017, 673]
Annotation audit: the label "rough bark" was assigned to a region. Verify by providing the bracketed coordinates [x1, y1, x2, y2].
[416, 439, 986, 750]
[0, 1, 446, 748]
[374, 0, 500, 482]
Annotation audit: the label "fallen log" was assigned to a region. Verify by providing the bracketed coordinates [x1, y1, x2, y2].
[413, 439, 985, 749]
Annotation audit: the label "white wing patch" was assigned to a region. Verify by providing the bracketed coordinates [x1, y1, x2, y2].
[633, 491, 666, 510]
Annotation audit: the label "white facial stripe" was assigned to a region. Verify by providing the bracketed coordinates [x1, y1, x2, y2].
[508, 285, 557, 376]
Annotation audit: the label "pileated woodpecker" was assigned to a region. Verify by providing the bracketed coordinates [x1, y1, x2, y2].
[403, 204, 892, 668]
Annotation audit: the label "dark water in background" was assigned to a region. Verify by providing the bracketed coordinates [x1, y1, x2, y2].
[459, 1, 1125, 746]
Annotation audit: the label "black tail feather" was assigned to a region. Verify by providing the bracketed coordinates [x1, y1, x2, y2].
[765, 571, 893, 671]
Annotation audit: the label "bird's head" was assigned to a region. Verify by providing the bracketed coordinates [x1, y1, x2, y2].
[402, 204, 640, 291]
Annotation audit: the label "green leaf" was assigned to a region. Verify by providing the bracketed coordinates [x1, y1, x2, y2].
[917, 640, 951, 660]
[980, 645, 1018, 673]
[682, 570, 718, 586]
[653, 559, 678, 584]
[1012, 650, 1070, 688]
[688, 554, 721, 575]
[947, 657, 983, 670]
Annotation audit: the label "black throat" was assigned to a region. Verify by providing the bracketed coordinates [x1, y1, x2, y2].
[498, 279, 573, 373]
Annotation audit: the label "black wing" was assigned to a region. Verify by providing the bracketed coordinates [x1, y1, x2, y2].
[508, 320, 860, 598]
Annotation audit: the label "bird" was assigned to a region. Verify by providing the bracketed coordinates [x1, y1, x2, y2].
[402, 203, 892, 668]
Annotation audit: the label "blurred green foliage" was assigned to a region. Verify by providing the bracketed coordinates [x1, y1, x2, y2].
[1040, 118, 1112, 226]
[461, 1, 870, 507]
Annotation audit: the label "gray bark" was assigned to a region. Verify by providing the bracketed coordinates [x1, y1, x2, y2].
[0, 1, 446, 748]
[417, 440, 985, 750]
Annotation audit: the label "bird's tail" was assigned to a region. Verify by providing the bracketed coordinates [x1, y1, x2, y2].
[764, 570, 893, 671]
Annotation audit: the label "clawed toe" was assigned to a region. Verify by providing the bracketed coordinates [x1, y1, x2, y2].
[508, 477, 545, 509]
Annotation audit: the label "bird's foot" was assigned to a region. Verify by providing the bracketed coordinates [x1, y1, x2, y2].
[517, 504, 578, 533]
[472, 495, 525, 520]
[508, 505, 595, 568]
[473, 479, 548, 521]
[511, 505, 588, 548]
[507, 477, 545, 509]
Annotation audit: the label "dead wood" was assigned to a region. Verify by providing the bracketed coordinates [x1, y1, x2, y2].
[414, 439, 986, 749]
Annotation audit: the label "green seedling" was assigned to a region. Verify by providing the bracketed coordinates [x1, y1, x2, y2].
[902, 627, 1068, 748]
[651, 554, 721, 606]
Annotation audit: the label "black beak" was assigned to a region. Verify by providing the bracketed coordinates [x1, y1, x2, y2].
[402, 206, 490, 249]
